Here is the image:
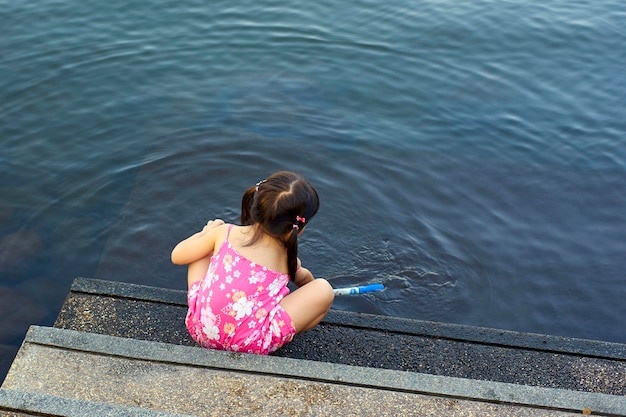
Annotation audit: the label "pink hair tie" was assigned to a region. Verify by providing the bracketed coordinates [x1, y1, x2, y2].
[255, 179, 267, 192]
[293, 216, 306, 231]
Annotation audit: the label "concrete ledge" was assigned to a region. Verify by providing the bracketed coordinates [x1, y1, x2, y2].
[17, 325, 626, 416]
[71, 277, 187, 306]
[0, 389, 194, 417]
[56, 278, 626, 397]
[69, 277, 626, 361]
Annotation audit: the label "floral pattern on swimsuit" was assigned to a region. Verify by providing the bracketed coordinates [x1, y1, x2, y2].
[185, 225, 296, 354]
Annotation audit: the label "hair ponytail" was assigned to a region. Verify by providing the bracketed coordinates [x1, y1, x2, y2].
[240, 171, 319, 282]
[240, 186, 257, 225]
[286, 227, 299, 282]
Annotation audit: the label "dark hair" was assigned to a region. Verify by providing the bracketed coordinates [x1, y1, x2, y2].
[241, 171, 319, 281]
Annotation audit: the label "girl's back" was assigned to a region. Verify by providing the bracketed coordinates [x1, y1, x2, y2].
[186, 223, 295, 354]
[225, 225, 289, 276]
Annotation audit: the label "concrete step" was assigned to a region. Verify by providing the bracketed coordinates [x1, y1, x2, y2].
[0, 388, 194, 417]
[3, 325, 626, 416]
[55, 278, 626, 396]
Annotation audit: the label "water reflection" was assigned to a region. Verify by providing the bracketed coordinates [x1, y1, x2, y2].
[2, 0, 626, 383]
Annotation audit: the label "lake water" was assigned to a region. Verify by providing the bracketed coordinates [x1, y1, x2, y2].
[2, 0, 625, 381]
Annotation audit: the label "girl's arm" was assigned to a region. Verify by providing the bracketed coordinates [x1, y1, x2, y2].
[171, 219, 225, 265]
[293, 258, 314, 287]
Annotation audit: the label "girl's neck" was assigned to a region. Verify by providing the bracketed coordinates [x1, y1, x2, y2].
[249, 224, 286, 248]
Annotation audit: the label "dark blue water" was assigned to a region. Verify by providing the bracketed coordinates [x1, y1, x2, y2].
[2, 0, 625, 381]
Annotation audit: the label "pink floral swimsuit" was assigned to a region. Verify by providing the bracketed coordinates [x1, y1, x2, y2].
[186, 225, 296, 354]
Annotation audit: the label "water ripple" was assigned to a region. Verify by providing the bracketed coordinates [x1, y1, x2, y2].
[2, 2, 626, 381]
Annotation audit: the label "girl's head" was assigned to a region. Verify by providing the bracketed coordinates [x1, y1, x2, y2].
[241, 171, 319, 281]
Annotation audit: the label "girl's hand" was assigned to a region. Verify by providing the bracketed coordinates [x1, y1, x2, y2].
[202, 219, 224, 233]
[294, 259, 314, 287]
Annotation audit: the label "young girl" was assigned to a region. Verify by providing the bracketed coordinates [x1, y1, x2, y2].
[171, 171, 334, 354]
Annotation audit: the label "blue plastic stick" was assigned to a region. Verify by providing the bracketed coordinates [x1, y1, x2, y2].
[333, 283, 385, 296]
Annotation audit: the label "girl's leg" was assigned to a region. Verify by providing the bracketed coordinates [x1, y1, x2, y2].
[187, 255, 211, 289]
[279, 278, 334, 333]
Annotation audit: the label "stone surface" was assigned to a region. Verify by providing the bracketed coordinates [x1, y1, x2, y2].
[5, 327, 618, 417]
[6, 277, 626, 416]
[0, 389, 194, 417]
[54, 278, 626, 396]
